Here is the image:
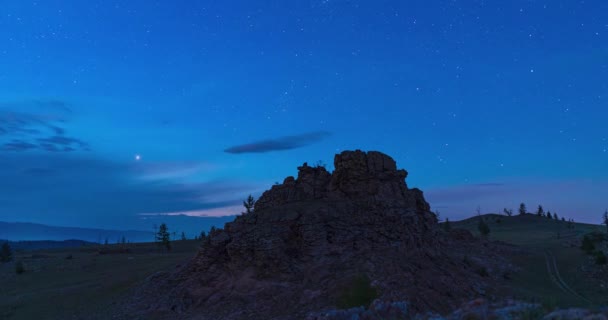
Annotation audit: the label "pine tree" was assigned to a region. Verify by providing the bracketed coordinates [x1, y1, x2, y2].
[537, 205, 544, 217]
[553, 212, 558, 220]
[156, 223, 171, 251]
[0, 242, 12, 263]
[519, 203, 527, 215]
[243, 194, 256, 215]
[547, 210, 553, 219]
[181, 232, 187, 241]
[603, 210, 608, 233]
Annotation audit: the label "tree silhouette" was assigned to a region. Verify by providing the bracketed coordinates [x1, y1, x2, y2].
[444, 218, 451, 232]
[519, 203, 527, 215]
[0, 242, 12, 263]
[181, 232, 187, 241]
[243, 194, 256, 215]
[537, 205, 544, 217]
[503, 208, 513, 216]
[156, 223, 171, 251]
[603, 210, 608, 233]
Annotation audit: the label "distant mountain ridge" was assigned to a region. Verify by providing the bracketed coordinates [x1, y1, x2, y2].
[0, 239, 98, 251]
[0, 221, 154, 243]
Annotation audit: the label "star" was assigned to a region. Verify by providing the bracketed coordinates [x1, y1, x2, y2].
[135, 154, 141, 161]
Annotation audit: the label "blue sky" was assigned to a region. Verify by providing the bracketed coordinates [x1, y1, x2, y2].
[0, 1, 607, 234]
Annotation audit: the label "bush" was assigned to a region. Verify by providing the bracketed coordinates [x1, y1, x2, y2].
[337, 274, 378, 309]
[581, 235, 596, 254]
[15, 261, 25, 274]
[0, 242, 12, 263]
[475, 267, 489, 277]
[477, 218, 490, 237]
[595, 251, 607, 265]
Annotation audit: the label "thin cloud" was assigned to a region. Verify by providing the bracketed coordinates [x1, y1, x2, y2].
[0, 153, 259, 229]
[0, 100, 89, 153]
[225, 131, 331, 154]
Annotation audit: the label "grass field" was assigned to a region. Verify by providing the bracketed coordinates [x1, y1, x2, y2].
[449, 213, 608, 308]
[0, 240, 201, 320]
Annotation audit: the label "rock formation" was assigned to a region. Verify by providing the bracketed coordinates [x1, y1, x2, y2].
[122, 150, 515, 320]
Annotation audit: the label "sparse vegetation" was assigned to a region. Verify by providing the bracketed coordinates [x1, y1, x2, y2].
[603, 210, 608, 233]
[581, 235, 595, 254]
[1, 242, 12, 263]
[155, 223, 171, 251]
[15, 260, 25, 274]
[594, 251, 607, 265]
[477, 218, 490, 238]
[315, 160, 327, 169]
[336, 274, 378, 309]
[503, 208, 513, 216]
[519, 203, 527, 216]
[537, 205, 544, 217]
[242, 194, 256, 215]
[475, 266, 489, 277]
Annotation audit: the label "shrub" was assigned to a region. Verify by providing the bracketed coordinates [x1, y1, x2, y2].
[475, 267, 489, 277]
[595, 251, 607, 265]
[0, 242, 12, 263]
[477, 218, 490, 237]
[15, 261, 25, 274]
[336, 274, 378, 309]
[581, 235, 595, 254]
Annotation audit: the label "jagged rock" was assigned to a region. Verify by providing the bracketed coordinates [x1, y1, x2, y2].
[121, 150, 515, 320]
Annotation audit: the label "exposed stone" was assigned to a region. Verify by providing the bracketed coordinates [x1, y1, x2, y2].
[121, 150, 515, 320]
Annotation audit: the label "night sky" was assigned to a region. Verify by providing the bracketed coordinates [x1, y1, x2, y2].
[1, 1, 607, 234]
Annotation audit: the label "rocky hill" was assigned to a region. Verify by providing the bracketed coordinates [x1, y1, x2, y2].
[122, 150, 516, 319]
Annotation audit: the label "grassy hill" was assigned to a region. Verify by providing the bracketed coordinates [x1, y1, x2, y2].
[448, 213, 608, 308]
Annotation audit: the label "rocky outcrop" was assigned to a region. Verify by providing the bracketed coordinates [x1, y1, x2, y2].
[121, 150, 515, 320]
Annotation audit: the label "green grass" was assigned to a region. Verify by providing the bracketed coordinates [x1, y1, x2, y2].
[0, 240, 201, 320]
[449, 214, 608, 308]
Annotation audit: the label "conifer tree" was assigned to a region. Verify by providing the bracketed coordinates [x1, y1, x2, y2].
[156, 223, 171, 251]
[537, 205, 544, 217]
[243, 194, 256, 215]
[519, 203, 527, 215]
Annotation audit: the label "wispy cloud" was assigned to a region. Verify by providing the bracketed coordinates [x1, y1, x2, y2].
[139, 205, 244, 217]
[0, 100, 89, 153]
[0, 152, 260, 229]
[224, 131, 331, 154]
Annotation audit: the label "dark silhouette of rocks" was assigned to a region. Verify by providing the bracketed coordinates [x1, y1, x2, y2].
[122, 150, 515, 320]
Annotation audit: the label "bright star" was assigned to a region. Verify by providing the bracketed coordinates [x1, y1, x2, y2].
[135, 154, 141, 161]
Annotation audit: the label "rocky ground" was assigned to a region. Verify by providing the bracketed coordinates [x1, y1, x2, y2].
[119, 150, 521, 319]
